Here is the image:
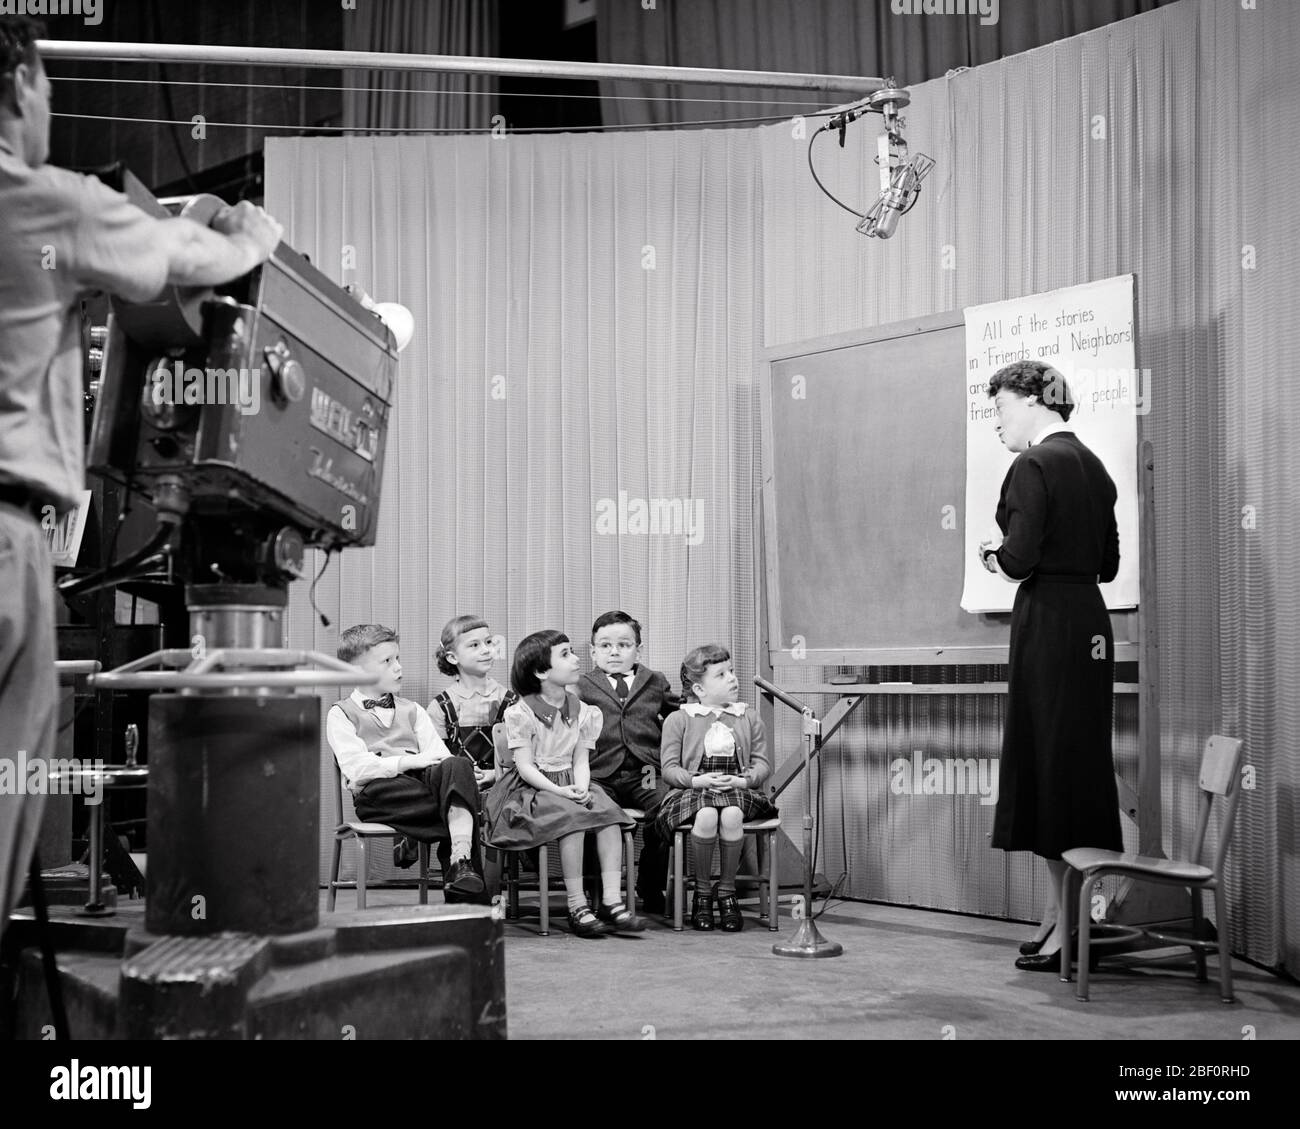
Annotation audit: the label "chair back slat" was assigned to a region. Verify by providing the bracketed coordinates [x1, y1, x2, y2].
[332, 749, 346, 826]
[1196, 735, 1245, 875]
[1199, 735, 1242, 796]
[493, 723, 514, 773]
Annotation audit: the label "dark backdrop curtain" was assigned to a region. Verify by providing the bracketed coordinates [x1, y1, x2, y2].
[343, 0, 498, 131]
[596, 0, 1181, 126]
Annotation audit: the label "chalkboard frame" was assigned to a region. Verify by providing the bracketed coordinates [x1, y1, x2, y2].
[759, 310, 1140, 667]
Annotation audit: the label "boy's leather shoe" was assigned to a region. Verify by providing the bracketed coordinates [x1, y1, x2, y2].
[445, 858, 485, 896]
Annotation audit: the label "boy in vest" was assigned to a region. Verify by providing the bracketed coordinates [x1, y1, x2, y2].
[327, 624, 484, 900]
[578, 611, 678, 915]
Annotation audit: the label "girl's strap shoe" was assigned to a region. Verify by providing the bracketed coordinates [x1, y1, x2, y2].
[568, 904, 611, 938]
[596, 901, 646, 932]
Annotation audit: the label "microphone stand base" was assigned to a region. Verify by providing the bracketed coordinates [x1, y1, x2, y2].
[772, 918, 844, 959]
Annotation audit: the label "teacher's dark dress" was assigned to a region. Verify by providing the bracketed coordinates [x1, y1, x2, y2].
[990, 431, 1123, 860]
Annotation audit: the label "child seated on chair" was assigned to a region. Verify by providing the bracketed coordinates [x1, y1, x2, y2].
[326, 623, 485, 903]
[483, 630, 640, 938]
[428, 615, 518, 792]
[578, 610, 677, 915]
[658, 644, 778, 933]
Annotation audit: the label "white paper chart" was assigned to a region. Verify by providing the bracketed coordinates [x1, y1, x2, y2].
[961, 275, 1141, 613]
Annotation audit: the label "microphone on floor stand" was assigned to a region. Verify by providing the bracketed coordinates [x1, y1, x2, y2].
[772, 706, 843, 959]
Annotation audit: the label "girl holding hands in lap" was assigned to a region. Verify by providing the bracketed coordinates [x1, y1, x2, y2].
[658, 645, 778, 932]
[484, 630, 639, 938]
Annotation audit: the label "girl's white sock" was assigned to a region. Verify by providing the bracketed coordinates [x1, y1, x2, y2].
[564, 876, 587, 912]
[600, 870, 622, 906]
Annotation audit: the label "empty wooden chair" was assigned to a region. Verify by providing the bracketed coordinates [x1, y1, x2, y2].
[1060, 735, 1246, 1002]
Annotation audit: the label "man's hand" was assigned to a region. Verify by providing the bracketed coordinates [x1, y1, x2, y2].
[408, 750, 437, 770]
[211, 201, 283, 263]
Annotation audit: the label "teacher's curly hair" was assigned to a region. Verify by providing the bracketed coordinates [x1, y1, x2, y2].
[987, 360, 1074, 421]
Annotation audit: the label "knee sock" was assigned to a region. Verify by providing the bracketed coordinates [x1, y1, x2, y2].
[717, 836, 743, 894]
[564, 876, 588, 913]
[692, 833, 717, 895]
[600, 870, 622, 907]
[447, 805, 474, 863]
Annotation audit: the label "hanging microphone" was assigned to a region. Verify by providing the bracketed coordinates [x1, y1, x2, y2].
[858, 153, 935, 239]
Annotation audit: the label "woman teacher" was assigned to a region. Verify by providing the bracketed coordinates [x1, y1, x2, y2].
[977, 360, 1122, 973]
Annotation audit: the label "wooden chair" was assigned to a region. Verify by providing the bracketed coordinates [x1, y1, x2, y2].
[327, 757, 432, 910]
[666, 817, 781, 932]
[1060, 735, 1246, 1002]
[491, 724, 637, 936]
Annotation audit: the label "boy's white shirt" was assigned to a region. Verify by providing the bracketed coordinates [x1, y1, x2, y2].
[327, 689, 451, 791]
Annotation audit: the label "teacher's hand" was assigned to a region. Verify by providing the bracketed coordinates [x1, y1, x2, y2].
[977, 537, 1001, 573]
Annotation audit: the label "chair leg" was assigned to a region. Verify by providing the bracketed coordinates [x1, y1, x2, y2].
[418, 841, 430, 906]
[538, 843, 549, 937]
[1058, 865, 1074, 984]
[1191, 888, 1208, 981]
[507, 853, 520, 921]
[328, 838, 342, 912]
[1074, 872, 1094, 1000]
[483, 846, 503, 902]
[625, 829, 637, 915]
[1213, 882, 1234, 1003]
[356, 839, 369, 910]
[673, 830, 685, 932]
[767, 830, 779, 932]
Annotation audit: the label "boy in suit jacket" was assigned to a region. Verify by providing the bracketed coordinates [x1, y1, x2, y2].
[577, 611, 677, 915]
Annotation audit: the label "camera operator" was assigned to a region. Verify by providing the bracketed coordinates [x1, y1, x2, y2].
[0, 15, 283, 934]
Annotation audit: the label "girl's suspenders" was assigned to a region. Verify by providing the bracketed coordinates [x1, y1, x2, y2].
[433, 691, 464, 758]
[434, 688, 519, 767]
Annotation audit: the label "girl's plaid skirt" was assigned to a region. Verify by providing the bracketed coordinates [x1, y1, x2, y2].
[655, 753, 778, 837]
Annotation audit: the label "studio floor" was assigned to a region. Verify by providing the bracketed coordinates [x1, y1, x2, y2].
[28, 879, 1300, 1040]
[485, 896, 1300, 1041]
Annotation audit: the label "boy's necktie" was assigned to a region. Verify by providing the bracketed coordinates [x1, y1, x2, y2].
[363, 693, 395, 710]
[613, 674, 629, 700]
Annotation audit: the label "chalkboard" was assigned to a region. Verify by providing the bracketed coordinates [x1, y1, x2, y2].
[760, 311, 1139, 665]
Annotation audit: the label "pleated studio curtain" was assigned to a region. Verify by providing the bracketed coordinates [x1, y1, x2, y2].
[595, 0, 1180, 127]
[265, 130, 762, 890]
[342, 0, 498, 131]
[756, 0, 1298, 974]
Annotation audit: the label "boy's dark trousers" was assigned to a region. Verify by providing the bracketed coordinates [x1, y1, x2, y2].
[583, 759, 668, 911]
[354, 758, 486, 900]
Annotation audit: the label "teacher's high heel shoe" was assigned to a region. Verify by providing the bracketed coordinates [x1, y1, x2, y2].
[1014, 931, 1102, 973]
[1019, 919, 1059, 955]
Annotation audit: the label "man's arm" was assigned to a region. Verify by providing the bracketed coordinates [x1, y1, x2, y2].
[73, 183, 283, 303]
[150, 206, 280, 288]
